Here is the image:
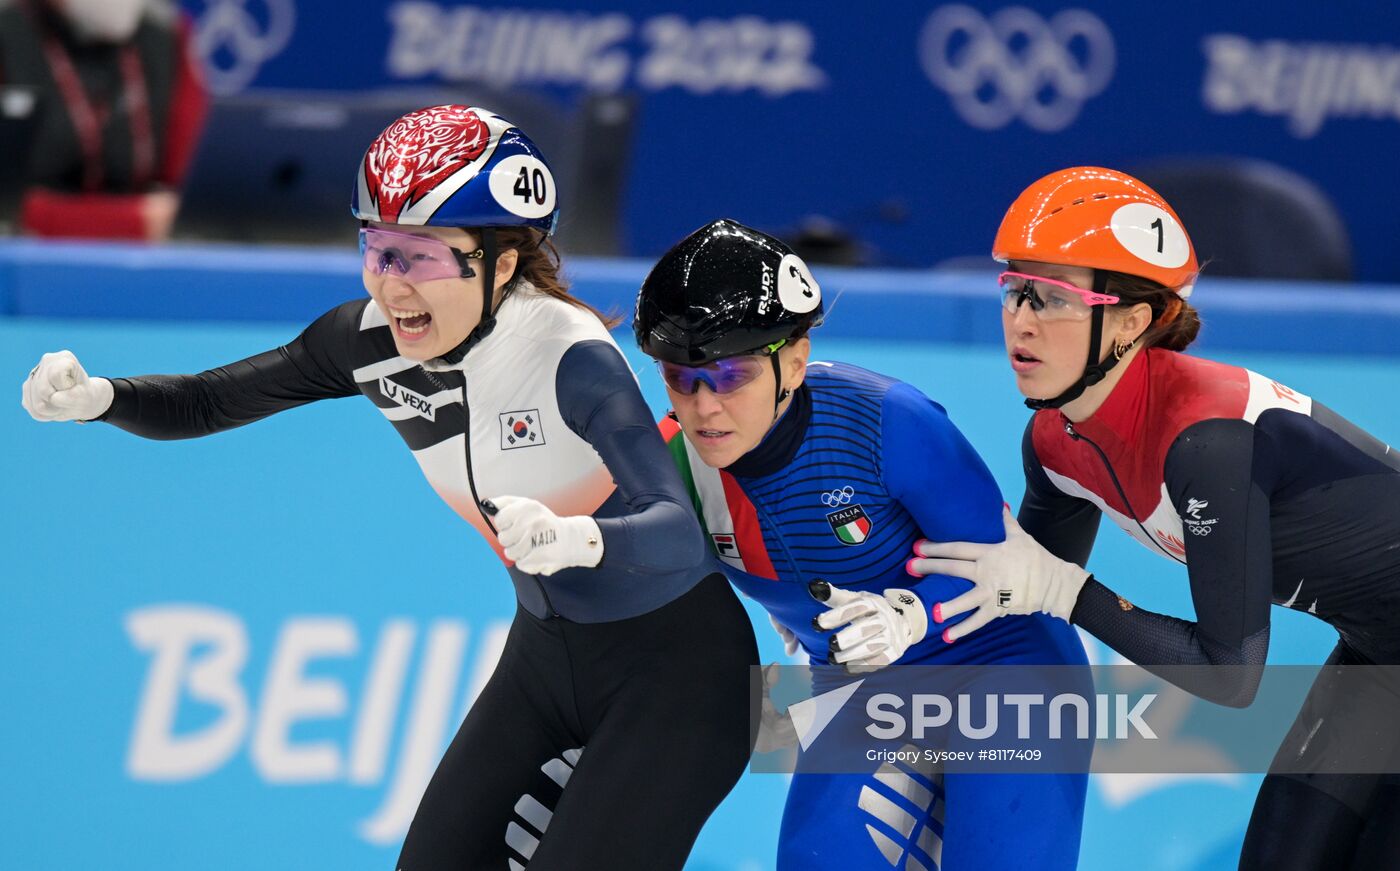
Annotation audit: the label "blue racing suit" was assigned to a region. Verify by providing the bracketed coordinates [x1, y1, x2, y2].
[663, 361, 1089, 870]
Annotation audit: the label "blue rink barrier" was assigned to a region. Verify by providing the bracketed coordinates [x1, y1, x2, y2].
[3, 238, 1400, 356]
[2, 241, 1394, 870]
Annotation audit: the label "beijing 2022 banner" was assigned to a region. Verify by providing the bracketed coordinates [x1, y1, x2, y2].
[180, 0, 1400, 279]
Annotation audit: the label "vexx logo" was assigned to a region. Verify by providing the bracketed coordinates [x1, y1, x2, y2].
[379, 377, 437, 421]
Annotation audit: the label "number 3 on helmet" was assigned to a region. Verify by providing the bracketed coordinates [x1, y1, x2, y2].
[992, 166, 1199, 298]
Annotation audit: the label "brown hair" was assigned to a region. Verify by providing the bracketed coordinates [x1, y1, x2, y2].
[491, 227, 622, 329]
[1101, 270, 1202, 352]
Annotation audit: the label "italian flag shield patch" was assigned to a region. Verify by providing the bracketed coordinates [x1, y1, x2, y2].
[827, 505, 872, 545]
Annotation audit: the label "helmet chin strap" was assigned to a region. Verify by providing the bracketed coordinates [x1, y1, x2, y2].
[772, 354, 792, 421]
[440, 228, 501, 365]
[1024, 270, 1126, 411]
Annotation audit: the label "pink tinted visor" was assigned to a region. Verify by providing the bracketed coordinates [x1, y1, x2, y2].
[359, 227, 482, 282]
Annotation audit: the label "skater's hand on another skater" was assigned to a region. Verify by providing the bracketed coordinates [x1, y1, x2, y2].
[910, 507, 1089, 642]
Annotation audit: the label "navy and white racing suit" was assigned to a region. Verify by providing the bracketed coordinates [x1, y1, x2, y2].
[95, 285, 759, 870]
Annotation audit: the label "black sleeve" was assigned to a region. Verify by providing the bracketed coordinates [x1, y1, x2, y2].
[98, 301, 364, 440]
[556, 340, 705, 574]
[1017, 417, 1100, 567]
[1070, 419, 1275, 707]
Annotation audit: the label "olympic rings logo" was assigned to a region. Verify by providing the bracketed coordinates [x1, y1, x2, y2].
[821, 486, 855, 507]
[918, 5, 1115, 132]
[1189, 526, 1212, 536]
[191, 0, 297, 96]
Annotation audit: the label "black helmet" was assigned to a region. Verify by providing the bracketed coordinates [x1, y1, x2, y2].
[635, 219, 824, 365]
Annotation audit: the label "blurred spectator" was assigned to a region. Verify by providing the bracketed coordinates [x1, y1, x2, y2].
[785, 214, 867, 267]
[1133, 157, 1354, 282]
[0, 0, 207, 240]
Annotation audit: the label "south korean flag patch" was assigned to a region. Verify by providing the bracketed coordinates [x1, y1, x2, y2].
[500, 409, 545, 449]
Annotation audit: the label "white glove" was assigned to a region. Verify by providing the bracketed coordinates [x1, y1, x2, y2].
[21, 350, 114, 422]
[489, 494, 603, 576]
[908, 507, 1090, 643]
[812, 582, 929, 670]
[754, 662, 798, 753]
[769, 613, 801, 658]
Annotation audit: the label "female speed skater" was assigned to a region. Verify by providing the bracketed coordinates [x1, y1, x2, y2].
[21, 105, 758, 871]
[908, 167, 1400, 869]
[634, 218, 1091, 870]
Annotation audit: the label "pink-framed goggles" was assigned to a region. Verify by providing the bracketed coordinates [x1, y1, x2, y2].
[998, 271, 1120, 321]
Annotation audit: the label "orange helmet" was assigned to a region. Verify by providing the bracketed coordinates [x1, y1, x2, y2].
[993, 167, 1198, 298]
